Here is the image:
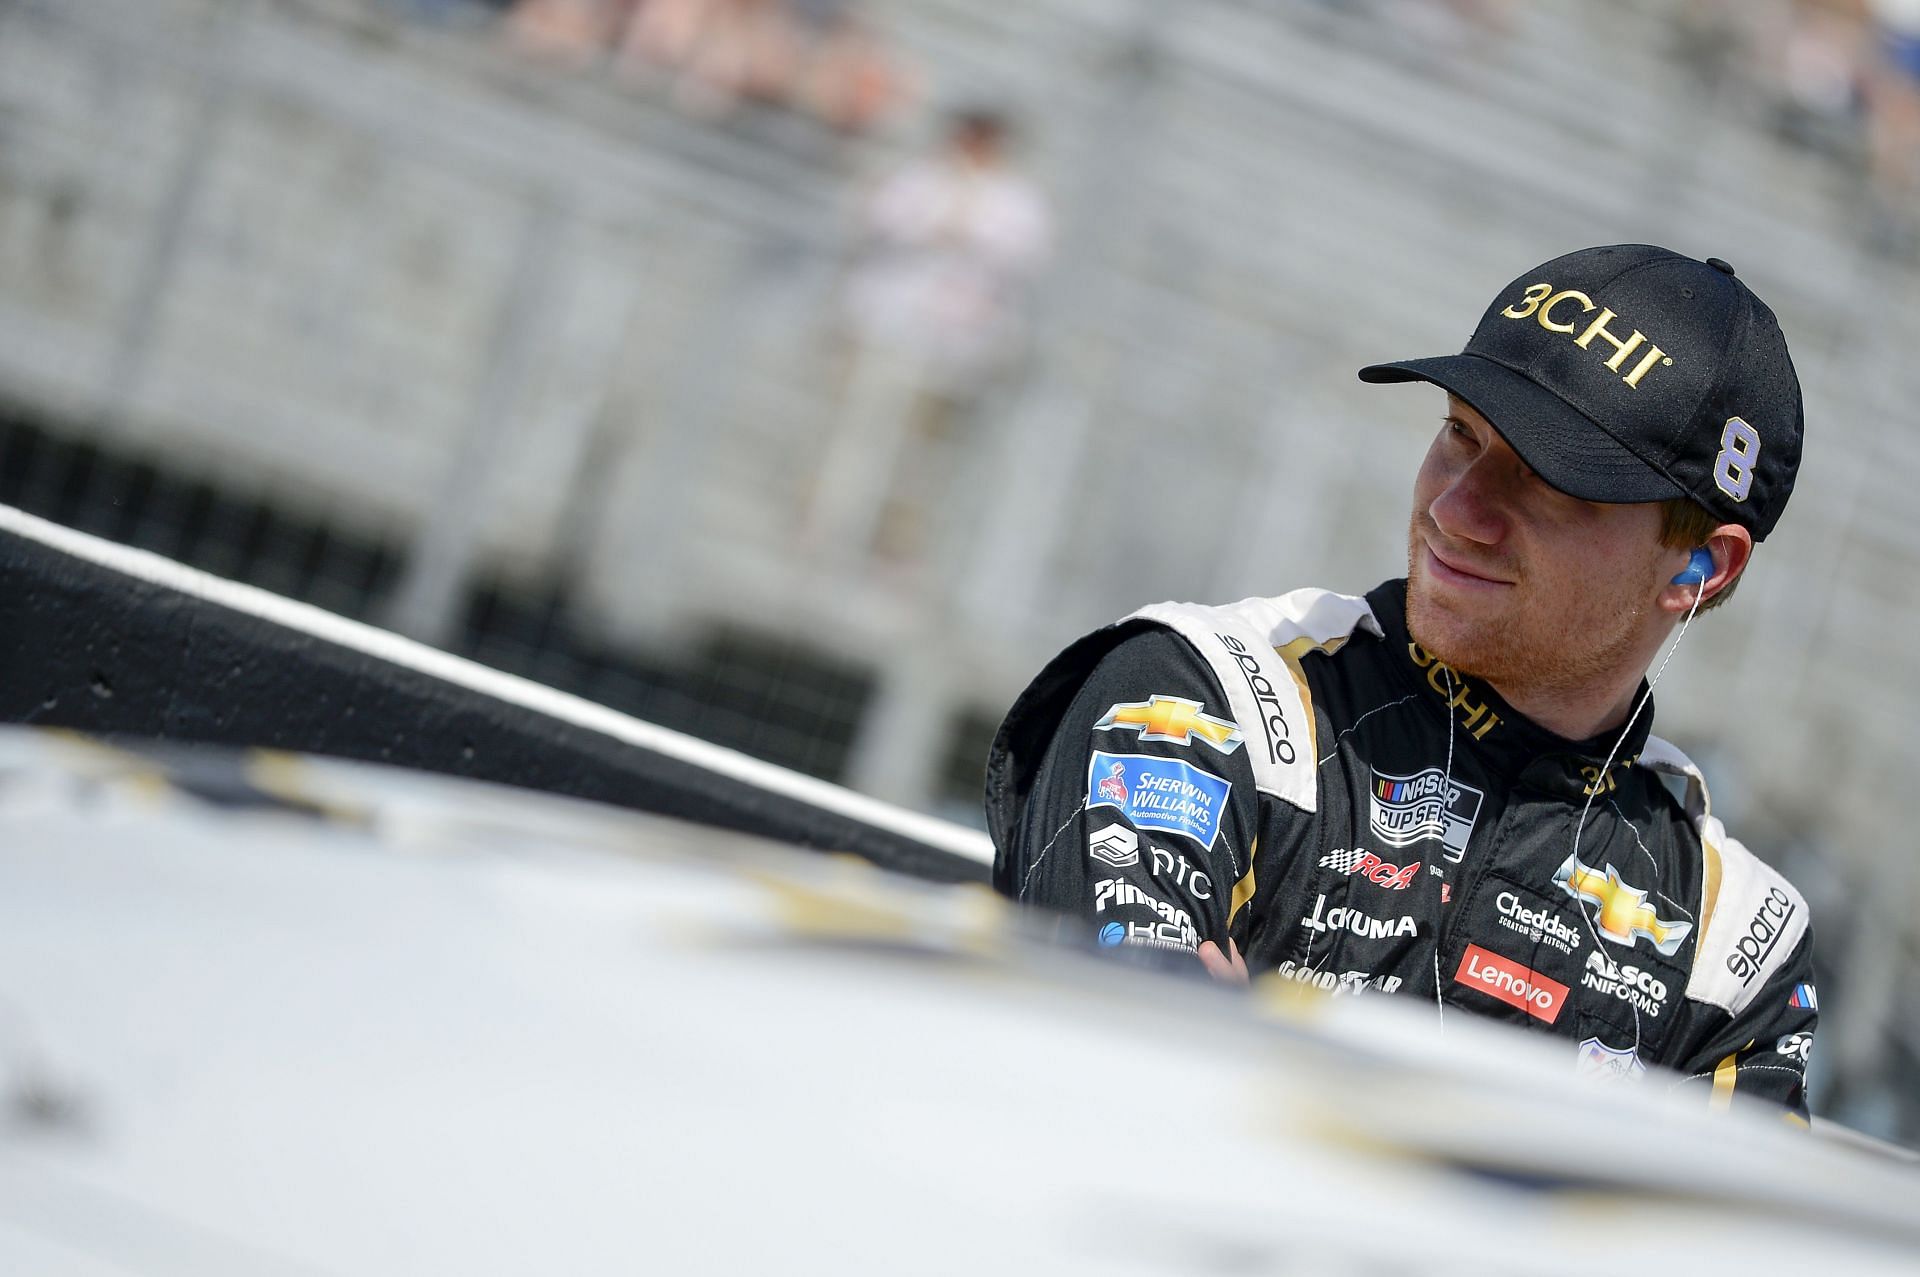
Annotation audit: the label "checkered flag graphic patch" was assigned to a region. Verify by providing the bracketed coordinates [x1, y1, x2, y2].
[1318, 848, 1366, 874]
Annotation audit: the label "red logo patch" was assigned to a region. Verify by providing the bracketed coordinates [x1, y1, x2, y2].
[1454, 944, 1569, 1024]
[1319, 848, 1421, 891]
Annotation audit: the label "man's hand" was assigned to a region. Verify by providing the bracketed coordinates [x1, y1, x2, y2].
[1197, 938, 1248, 985]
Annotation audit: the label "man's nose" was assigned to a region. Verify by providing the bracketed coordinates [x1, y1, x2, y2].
[1429, 453, 1519, 546]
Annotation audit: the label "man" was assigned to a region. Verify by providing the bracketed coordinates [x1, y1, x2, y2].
[984, 245, 1818, 1117]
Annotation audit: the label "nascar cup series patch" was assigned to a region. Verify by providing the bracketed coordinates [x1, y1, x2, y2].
[1367, 767, 1484, 862]
[1087, 750, 1230, 851]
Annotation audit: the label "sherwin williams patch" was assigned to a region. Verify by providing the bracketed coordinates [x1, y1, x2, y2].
[1086, 750, 1230, 851]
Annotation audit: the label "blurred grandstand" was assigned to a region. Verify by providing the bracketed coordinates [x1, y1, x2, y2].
[1, 0, 1918, 1141]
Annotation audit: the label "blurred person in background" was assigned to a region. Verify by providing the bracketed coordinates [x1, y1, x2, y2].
[613, 0, 910, 129]
[503, 0, 908, 131]
[507, 0, 637, 65]
[788, 9, 914, 134]
[1769, 0, 1872, 154]
[987, 245, 1821, 1117]
[1864, 0, 1920, 250]
[805, 107, 1051, 565]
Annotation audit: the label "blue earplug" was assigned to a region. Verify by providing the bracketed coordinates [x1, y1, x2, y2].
[1672, 547, 1713, 586]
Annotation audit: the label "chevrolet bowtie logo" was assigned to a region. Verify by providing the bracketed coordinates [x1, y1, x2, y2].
[1554, 855, 1694, 956]
[1094, 695, 1244, 755]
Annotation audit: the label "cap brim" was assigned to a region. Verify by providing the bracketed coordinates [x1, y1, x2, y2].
[1358, 354, 1685, 505]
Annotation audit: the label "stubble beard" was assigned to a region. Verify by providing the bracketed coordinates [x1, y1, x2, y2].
[1404, 538, 1648, 714]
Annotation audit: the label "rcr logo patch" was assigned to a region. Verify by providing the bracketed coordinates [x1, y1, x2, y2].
[1319, 847, 1421, 891]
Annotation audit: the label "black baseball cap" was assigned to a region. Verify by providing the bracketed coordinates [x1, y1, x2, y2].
[1359, 244, 1803, 539]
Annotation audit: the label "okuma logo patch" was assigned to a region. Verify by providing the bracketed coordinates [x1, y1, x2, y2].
[1368, 767, 1484, 862]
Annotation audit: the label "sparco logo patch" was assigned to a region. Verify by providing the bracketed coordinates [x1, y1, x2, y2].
[1553, 855, 1693, 956]
[1726, 885, 1797, 988]
[1214, 633, 1296, 766]
[1318, 848, 1421, 891]
[1454, 944, 1569, 1024]
[1368, 768, 1484, 862]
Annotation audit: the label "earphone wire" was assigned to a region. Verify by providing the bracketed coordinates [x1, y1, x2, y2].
[1567, 571, 1707, 1064]
[1434, 664, 1460, 1032]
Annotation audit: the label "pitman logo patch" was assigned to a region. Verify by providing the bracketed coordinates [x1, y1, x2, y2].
[1367, 767, 1484, 862]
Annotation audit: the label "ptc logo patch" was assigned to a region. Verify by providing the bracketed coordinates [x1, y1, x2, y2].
[1368, 767, 1484, 862]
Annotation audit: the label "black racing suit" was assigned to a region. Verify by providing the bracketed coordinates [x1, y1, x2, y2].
[986, 580, 1818, 1117]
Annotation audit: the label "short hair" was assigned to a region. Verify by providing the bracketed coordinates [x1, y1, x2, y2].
[1658, 498, 1740, 612]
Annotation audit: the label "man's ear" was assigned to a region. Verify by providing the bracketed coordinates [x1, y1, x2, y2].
[1660, 524, 1753, 613]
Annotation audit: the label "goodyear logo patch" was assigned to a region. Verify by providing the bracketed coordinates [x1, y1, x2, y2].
[1087, 750, 1230, 851]
[1367, 767, 1484, 862]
